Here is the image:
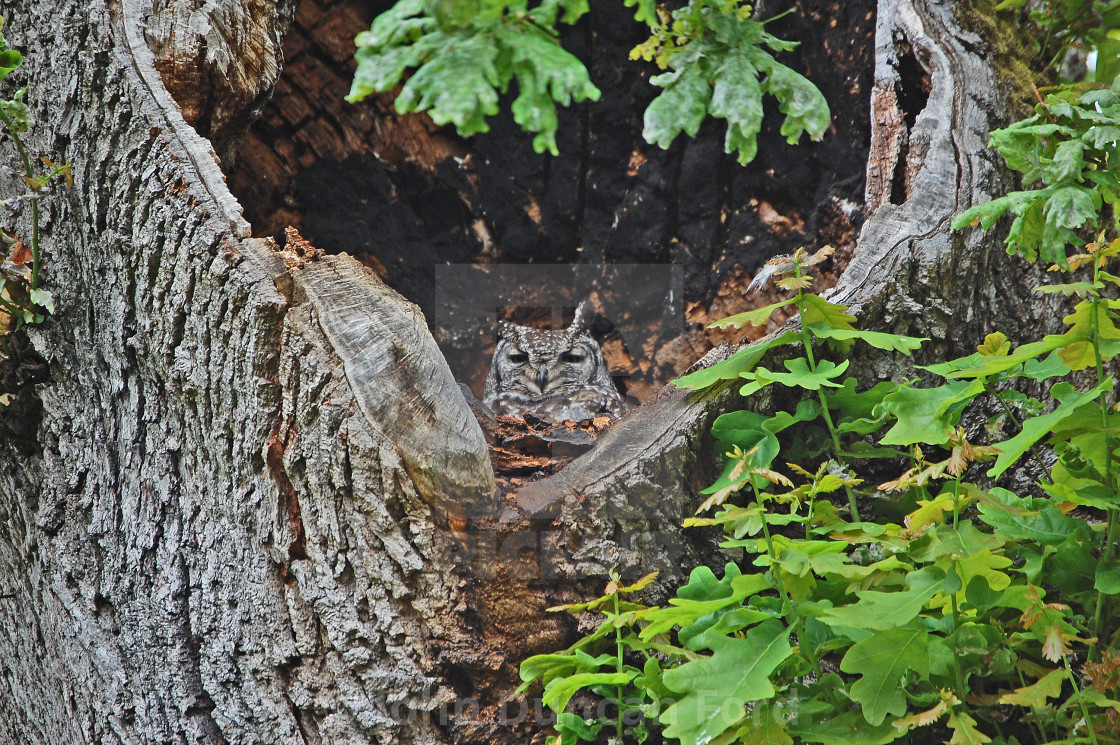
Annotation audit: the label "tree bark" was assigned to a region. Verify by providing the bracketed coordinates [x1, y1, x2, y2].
[0, 0, 1062, 744]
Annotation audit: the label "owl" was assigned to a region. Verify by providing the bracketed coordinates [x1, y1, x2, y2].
[483, 302, 627, 423]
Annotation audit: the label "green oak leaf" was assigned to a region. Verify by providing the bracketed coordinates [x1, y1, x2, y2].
[502, 25, 601, 153]
[1021, 350, 1071, 380]
[640, 563, 767, 638]
[542, 671, 636, 714]
[800, 294, 856, 330]
[808, 324, 926, 354]
[820, 566, 961, 631]
[0, 46, 20, 85]
[788, 710, 902, 745]
[946, 710, 991, 745]
[395, 38, 503, 135]
[758, 56, 830, 144]
[998, 668, 1068, 708]
[623, 0, 658, 26]
[531, 0, 589, 25]
[644, 64, 712, 149]
[741, 358, 849, 395]
[975, 487, 1081, 544]
[736, 714, 793, 745]
[554, 712, 606, 742]
[708, 299, 795, 330]
[660, 620, 792, 745]
[674, 331, 801, 390]
[1095, 554, 1120, 595]
[1047, 298, 1120, 370]
[878, 380, 982, 446]
[709, 52, 764, 164]
[987, 380, 1112, 477]
[840, 628, 930, 725]
[1045, 139, 1084, 182]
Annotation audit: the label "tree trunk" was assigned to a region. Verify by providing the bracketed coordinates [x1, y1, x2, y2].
[0, 0, 1061, 744]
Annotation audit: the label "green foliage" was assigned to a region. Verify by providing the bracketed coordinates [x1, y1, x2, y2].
[520, 242, 1120, 744]
[0, 16, 68, 359]
[0, 18, 21, 85]
[840, 629, 932, 725]
[348, 0, 830, 164]
[662, 620, 792, 744]
[632, 0, 830, 164]
[950, 0, 1120, 264]
[952, 84, 1120, 267]
[347, 0, 599, 155]
[994, 0, 1120, 83]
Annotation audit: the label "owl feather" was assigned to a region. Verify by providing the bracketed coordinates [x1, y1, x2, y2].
[483, 301, 626, 423]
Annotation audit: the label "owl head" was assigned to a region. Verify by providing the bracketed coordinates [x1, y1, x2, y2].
[483, 301, 616, 403]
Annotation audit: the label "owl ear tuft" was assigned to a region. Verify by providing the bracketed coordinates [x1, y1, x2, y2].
[568, 300, 593, 336]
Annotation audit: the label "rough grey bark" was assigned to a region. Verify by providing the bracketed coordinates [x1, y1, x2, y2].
[0, 0, 492, 743]
[0, 1, 1060, 744]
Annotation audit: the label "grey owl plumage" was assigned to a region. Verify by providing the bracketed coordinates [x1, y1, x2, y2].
[483, 303, 626, 423]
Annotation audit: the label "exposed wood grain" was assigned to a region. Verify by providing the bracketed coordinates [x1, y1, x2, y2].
[147, 0, 296, 163]
[293, 254, 496, 519]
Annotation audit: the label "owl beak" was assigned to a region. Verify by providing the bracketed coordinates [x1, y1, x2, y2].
[536, 366, 549, 393]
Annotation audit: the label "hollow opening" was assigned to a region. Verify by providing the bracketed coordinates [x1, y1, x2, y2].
[889, 42, 933, 205]
[224, 0, 878, 405]
[896, 44, 933, 132]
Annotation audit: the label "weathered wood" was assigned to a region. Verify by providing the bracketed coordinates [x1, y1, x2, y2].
[292, 253, 495, 520]
[148, 0, 297, 164]
[269, 249, 489, 744]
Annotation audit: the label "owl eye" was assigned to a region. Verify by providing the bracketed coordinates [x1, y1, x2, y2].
[559, 351, 585, 363]
[508, 351, 528, 364]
